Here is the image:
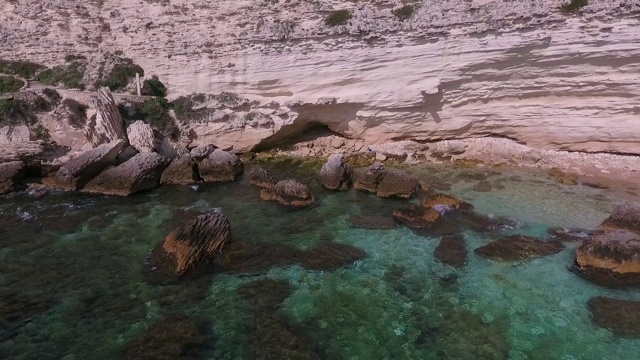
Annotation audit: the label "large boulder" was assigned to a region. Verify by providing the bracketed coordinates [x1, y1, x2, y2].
[160, 155, 199, 185]
[249, 167, 276, 188]
[260, 180, 314, 207]
[588, 296, 640, 337]
[353, 162, 386, 193]
[318, 154, 352, 191]
[145, 211, 231, 282]
[55, 139, 126, 190]
[190, 144, 216, 161]
[599, 203, 640, 234]
[393, 205, 442, 229]
[83, 152, 170, 196]
[126, 120, 155, 153]
[198, 149, 243, 182]
[475, 235, 565, 261]
[84, 87, 127, 146]
[0, 161, 25, 194]
[574, 230, 640, 288]
[376, 168, 419, 198]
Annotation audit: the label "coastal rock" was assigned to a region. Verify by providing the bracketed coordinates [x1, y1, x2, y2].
[249, 167, 276, 188]
[238, 279, 293, 310]
[546, 227, 603, 242]
[55, 139, 126, 190]
[190, 144, 216, 161]
[574, 230, 640, 288]
[0, 141, 45, 164]
[156, 138, 189, 160]
[475, 235, 565, 261]
[318, 154, 352, 191]
[160, 155, 199, 185]
[353, 162, 386, 193]
[146, 211, 231, 280]
[422, 193, 473, 212]
[435, 235, 468, 268]
[588, 297, 640, 338]
[116, 146, 139, 165]
[84, 152, 170, 196]
[260, 180, 314, 207]
[198, 149, 243, 182]
[376, 168, 419, 198]
[126, 120, 155, 153]
[300, 242, 366, 271]
[84, 88, 127, 147]
[599, 203, 640, 234]
[0, 161, 25, 195]
[347, 215, 396, 230]
[393, 205, 441, 229]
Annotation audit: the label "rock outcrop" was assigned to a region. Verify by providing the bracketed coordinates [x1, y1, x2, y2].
[55, 139, 126, 190]
[588, 297, 640, 338]
[574, 230, 640, 288]
[126, 120, 155, 153]
[84, 88, 127, 147]
[260, 180, 314, 207]
[318, 154, 352, 191]
[160, 155, 199, 185]
[249, 167, 276, 188]
[84, 152, 170, 196]
[145, 211, 231, 281]
[393, 206, 442, 229]
[354, 162, 418, 198]
[198, 149, 243, 182]
[190, 144, 216, 161]
[353, 162, 387, 193]
[422, 193, 472, 211]
[0, 161, 25, 195]
[599, 203, 640, 234]
[475, 235, 565, 261]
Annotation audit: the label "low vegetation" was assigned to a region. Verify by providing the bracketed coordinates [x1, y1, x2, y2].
[119, 97, 178, 139]
[325, 10, 351, 27]
[172, 93, 208, 120]
[37, 59, 86, 89]
[217, 91, 241, 107]
[0, 76, 24, 95]
[96, 58, 144, 92]
[31, 123, 51, 142]
[141, 75, 167, 97]
[62, 98, 89, 127]
[561, 0, 588, 12]
[0, 59, 46, 79]
[0, 95, 59, 127]
[393, 5, 414, 21]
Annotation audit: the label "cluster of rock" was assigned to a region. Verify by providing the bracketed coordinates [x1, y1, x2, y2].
[249, 167, 315, 207]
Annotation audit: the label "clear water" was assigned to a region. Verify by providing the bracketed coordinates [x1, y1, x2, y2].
[1, 158, 639, 360]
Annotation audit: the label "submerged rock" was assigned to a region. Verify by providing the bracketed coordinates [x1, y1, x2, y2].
[353, 162, 386, 193]
[548, 167, 578, 185]
[318, 153, 352, 191]
[249, 167, 276, 188]
[475, 235, 565, 261]
[347, 215, 396, 230]
[599, 203, 640, 234]
[588, 296, 640, 337]
[463, 212, 525, 233]
[146, 211, 231, 282]
[376, 168, 419, 198]
[435, 235, 468, 268]
[84, 152, 170, 196]
[198, 149, 243, 182]
[260, 180, 314, 207]
[237, 279, 293, 310]
[393, 206, 442, 229]
[213, 241, 302, 275]
[248, 312, 321, 360]
[0, 161, 25, 195]
[574, 230, 640, 288]
[55, 139, 126, 190]
[160, 155, 199, 185]
[300, 242, 367, 271]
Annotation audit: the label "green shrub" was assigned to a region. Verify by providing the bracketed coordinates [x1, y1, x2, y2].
[141, 97, 172, 129]
[561, 0, 588, 12]
[172, 93, 208, 120]
[0, 99, 36, 127]
[42, 88, 62, 104]
[37, 60, 86, 89]
[31, 123, 51, 142]
[393, 5, 414, 21]
[325, 10, 351, 26]
[0, 59, 46, 79]
[218, 91, 240, 107]
[0, 76, 24, 95]
[97, 59, 144, 92]
[62, 98, 88, 127]
[141, 75, 167, 97]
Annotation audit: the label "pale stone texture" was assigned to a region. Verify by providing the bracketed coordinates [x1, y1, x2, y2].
[127, 120, 155, 153]
[84, 88, 127, 147]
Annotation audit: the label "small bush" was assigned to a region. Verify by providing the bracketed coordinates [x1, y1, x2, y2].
[0, 99, 36, 127]
[172, 93, 208, 120]
[42, 88, 62, 104]
[393, 5, 414, 21]
[141, 75, 167, 97]
[141, 97, 171, 129]
[63, 98, 89, 127]
[31, 123, 51, 142]
[0, 76, 24, 95]
[37, 61, 86, 89]
[218, 91, 240, 107]
[561, 0, 588, 12]
[97, 59, 144, 92]
[0, 59, 46, 79]
[325, 10, 351, 27]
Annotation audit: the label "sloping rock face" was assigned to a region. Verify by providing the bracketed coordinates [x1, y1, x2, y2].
[198, 149, 243, 182]
[0, 161, 25, 194]
[475, 235, 565, 262]
[160, 155, 198, 185]
[126, 120, 155, 153]
[599, 203, 640, 234]
[84, 88, 127, 147]
[84, 152, 170, 196]
[318, 154, 352, 191]
[146, 211, 231, 281]
[260, 180, 314, 207]
[2, 2, 638, 154]
[55, 139, 126, 190]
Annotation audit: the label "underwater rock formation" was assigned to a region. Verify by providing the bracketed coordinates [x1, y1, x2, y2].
[588, 296, 640, 338]
[198, 149, 244, 182]
[422, 193, 472, 211]
[249, 167, 276, 189]
[260, 179, 314, 207]
[393, 206, 442, 229]
[435, 235, 468, 268]
[475, 235, 565, 262]
[237, 279, 293, 310]
[318, 154, 352, 191]
[347, 215, 396, 230]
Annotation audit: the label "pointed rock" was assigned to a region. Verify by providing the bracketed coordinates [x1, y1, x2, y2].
[84, 88, 127, 146]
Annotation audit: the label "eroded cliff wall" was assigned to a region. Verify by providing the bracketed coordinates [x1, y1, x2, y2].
[1, 0, 639, 154]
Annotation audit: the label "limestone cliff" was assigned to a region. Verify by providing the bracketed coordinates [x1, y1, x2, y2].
[1, 0, 639, 154]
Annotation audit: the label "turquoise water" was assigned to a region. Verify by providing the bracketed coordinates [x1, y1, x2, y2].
[1, 158, 639, 359]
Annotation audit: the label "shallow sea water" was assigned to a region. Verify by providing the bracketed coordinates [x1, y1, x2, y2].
[1, 158, 639, 359]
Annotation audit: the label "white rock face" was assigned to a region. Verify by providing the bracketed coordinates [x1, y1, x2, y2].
[2, 1, 640, 154]
[84, 88, 127, 147]
[126, 120, 155, 153]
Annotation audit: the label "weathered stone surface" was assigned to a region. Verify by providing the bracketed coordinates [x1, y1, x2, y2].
[376, 168, 419, 198]
[260, 180, 314, 207]
[347, 215, 396, 230]
[435, 235, 468, 268]
[318, 153, 352, 191]
[599, 203, 640, 235]
[238, 279, 293, 311]
[160, 155, 199, 185]
[300, 242, 366, 271]
[145, 211, 231, 281]
[353, 162, 386, 193]
[55, 139, 126, 190]
[190, 144, 216, 161]
[0, 141, 44, 163]
[116, 146, 138, 165]
[84, 152, 170, 196]
[126, 120, 155, 153]
[0, 161, 25, 195]
[422, 193, 473, 211]
[156, 138, 189, 160]
[588, 296, 640, 338]
[249, 167, 276, 188]
[546, 227, 603, 242]
[198, 149, 243, 182]
[84, 88, 127, 147]
[475, 235, 565, 261]
[393, 206, 441, 229]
